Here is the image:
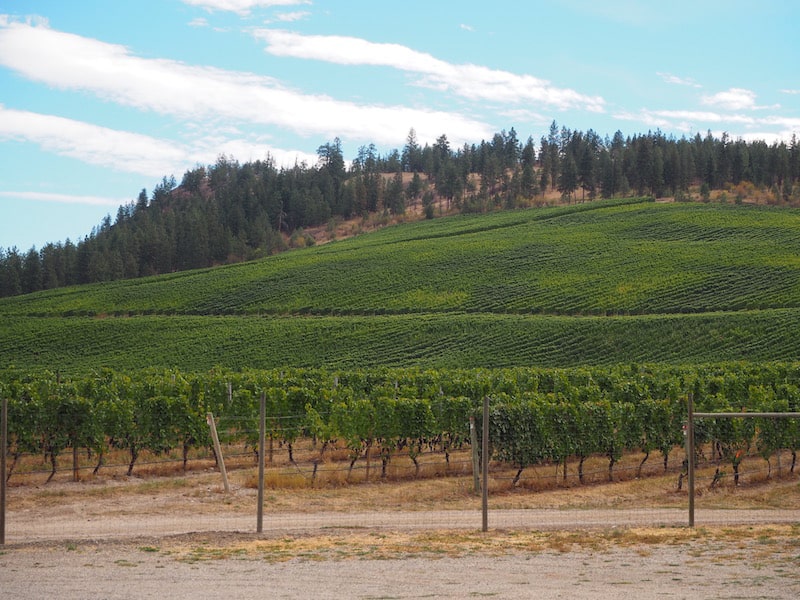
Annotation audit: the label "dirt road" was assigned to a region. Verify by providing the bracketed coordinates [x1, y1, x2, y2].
[4, 506, 799, 599]
[5, 506, 800, 542]
[3, 537, 799, 600]
[2, 474, 798, 599]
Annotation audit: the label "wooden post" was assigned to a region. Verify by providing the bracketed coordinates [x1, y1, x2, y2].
[482, 396, 489, 533]
[1, 397, 7, 545]
[470, 416, 480, 494]
[257, 392, 265, 533]
[206, 412, 230, 493]
[268, 434, 274, 464]
[72, 445, 80, 482]
[365, 442, 371, 482]
[687, 393, 695, 528]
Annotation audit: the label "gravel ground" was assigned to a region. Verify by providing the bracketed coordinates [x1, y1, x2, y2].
[5, 506, 800, 541]
[2, 476, 798, 599]
[2, 536, 799, 600]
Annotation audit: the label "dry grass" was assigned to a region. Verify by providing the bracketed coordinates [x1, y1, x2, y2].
[143, 522, 800, 564]
[7, 439, 800, 516]
[6, 442, 799, 567]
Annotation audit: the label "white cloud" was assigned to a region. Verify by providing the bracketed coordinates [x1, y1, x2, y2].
[613, 108, 799, 142]
[759, 115, 800, 131]
[657, 72, 701, 88]
[253, 29, 606, 112]
[0, 191, 125, 207]
[650, 109, 755, 125]
[614, 108, 756, 130]
[0, 106, 189, 176]
[274, 11, 310, 22]
[0, 20, 492, 147]
[207, 137, 318, 166]
[0, 106, 318, 178]
[734, 132, 789, 145]
[701, 88, 781, 112]
[500, 108, 550, 126]
[460, 24, 475, 32]
[182, 0, 310, 16]
[701, 87, 758, 111]
[188, 17, 210, 27]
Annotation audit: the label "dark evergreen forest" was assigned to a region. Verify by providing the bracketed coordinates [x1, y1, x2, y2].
[2, 123, 799, 298]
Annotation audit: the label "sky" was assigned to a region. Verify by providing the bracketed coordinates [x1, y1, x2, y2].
[1, 0, 798, 252]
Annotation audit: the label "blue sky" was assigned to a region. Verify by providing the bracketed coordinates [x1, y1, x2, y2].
[1, 0, 798, 251]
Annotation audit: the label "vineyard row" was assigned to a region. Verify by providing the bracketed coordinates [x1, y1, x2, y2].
[2, 363, 799, 483]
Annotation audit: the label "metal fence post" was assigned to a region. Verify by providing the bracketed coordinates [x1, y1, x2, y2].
[470, 416, 480, 494]
[257, 392, 265, 533]
[687, 392, 695, 528]
[482, 396, 489, 533]
[1, 397, 6, 545]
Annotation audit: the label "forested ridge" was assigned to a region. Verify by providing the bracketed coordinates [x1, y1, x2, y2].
[2, 122, 800, 298]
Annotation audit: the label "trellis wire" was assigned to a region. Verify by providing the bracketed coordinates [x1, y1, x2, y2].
[686, 392, 800, 527]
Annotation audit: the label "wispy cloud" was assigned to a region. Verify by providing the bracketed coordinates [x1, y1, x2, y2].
[701, 88, 756, 111]
[0, 190, 125, 207]
[613, 84, 797, 140]
[182, 0, 310, 16]
[614, 108, 799, 141]
[701, 87, 778, 111]
[460, 24, 475, 32]
[758, 115, 800, 138]
[0, 19, 492, 147]
[657, 72, 701, 88]
[0, 106, 190, 176]
[500, 108, 550, 126]
[253, 29, 606, 112]
[615, 108, 755, 129]
[274, 11, 310, 22]
[0, 106, 318, 177]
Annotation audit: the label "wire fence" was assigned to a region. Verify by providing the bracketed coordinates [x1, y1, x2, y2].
[2, 395, 799, 546]
[2, 437, 798, 545]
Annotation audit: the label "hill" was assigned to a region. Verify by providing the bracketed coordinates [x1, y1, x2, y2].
[3, 124, 799, 300]
[2, 197, 800, 373]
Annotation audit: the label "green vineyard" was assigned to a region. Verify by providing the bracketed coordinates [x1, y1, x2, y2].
[2, 198, 800, 483]
[3, 198, 800, 319]
[3, 309, 800, 372]
[3, 198, 800, 373]
[6, 192, 800, 482]
[1, 364, 797, 484]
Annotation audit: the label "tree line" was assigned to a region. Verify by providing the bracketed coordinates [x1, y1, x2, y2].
[2, 124, 799, 298]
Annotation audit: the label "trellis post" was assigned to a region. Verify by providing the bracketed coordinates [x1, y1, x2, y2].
[686, 393, 695, 527]
[687, 404, 800, 527]
[1, 397, 7, 545]
[257, 392, 266, 533]
[470, 416, 480, 494]
[206, 412, 230, 493]
[481, 396, 489, 533]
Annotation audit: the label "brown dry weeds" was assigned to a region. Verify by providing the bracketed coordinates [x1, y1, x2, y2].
[7, 440, 800, 515]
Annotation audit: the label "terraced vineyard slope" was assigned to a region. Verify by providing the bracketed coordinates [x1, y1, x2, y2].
[3, 198, 800, 372]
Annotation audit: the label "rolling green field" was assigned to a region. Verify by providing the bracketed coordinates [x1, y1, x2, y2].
[3, 197, 800, 373]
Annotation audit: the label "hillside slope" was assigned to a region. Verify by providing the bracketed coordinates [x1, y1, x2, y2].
[3, 198, 800, 372]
